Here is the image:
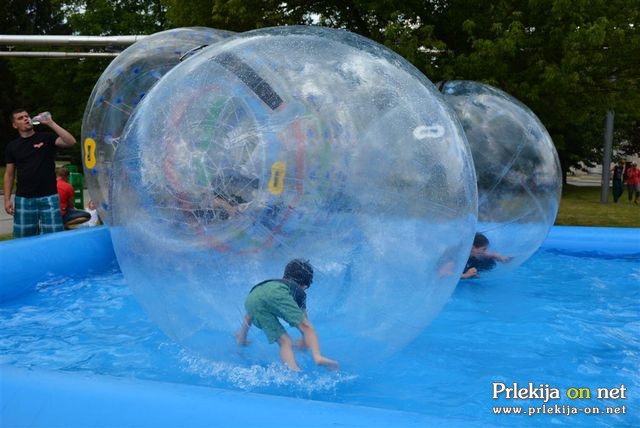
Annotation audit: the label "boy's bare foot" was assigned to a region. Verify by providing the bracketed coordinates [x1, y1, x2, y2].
[315, 356, 339, 371]
[285, 361, 302, 372]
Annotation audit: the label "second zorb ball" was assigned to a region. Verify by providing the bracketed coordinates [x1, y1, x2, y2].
[81, 27, 233, 223]
[110, 26, 478, 369]
[439, 81, 562, 271]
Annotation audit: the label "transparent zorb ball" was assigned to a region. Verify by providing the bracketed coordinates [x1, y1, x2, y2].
[81, 27, 234, 223]
[109, 26, 478, 368]
[439, 80, 562, 276]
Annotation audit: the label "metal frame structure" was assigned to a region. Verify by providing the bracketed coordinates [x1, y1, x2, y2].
[0, 35, 147, 58]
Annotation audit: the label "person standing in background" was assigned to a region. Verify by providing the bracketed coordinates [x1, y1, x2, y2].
[611, 160, 625, 203]
[625, 162, 640, 204]
[4, 109, 77, 237]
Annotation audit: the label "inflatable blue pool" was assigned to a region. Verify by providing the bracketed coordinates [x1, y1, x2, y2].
[1, 226, 638, 427]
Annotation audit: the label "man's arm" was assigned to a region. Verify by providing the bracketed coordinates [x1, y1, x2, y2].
[4, 163, 15, 215]
[39, 114, 76, 148]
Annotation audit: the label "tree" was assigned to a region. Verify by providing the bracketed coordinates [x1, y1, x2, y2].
[1, 0, 169, 166]
[162, 0, 640, 181]
[163, 1, 445, 75]
[4, 0, 637, 176]
[63, 0, 167, 35]
[163, 0, 304, 30]
[0, 0, 70, 162]
[0, 0, 68, 35]
[431, 0, 640, 181]
[617, 120, 640, 159]
[7, 56, 113, 165]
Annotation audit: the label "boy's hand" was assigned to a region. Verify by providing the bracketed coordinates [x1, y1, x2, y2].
[462, 267, 478, 278]
[497, 255, 513, 263]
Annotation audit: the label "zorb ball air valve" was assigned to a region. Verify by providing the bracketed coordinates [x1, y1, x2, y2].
[109, 26, 478, 369]
[81, 27, 234, 223]
[439, 81, 562, 274]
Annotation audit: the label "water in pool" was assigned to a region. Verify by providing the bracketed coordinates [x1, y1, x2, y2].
[1, 249, 637, 427]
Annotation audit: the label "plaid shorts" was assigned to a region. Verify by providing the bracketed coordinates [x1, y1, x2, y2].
[13, 194, 65, 238]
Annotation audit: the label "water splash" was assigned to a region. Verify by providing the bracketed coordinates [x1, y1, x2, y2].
[179, 348, 357, 394]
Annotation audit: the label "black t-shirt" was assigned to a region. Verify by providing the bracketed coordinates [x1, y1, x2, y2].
[250, 278, 307, 309]
[465, 256, 496, 273]
[612, 165, 624, 181]
[5, 132, 58, 197]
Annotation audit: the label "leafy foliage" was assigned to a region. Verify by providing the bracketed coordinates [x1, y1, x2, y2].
[63, 0, 167, 35]
[1, 0, 639, 180]
[431, 0, 640, 178]
[0, 0, 70, 159]
[1, 0, 168, 165]
[163, 0, 640, 178]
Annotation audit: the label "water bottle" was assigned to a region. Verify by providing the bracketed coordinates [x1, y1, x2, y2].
[31, 111, 51, 125]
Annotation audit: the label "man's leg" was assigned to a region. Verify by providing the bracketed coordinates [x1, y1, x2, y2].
[38, 195, 64, 234]
[613, 182, 621, 202]
[12, 196, 39, 238]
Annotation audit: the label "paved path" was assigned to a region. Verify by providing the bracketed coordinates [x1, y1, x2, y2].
[0, 209, 12, 235]
[566, 174, 603, 187]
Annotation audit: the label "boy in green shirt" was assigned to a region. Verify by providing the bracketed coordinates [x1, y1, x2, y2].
[236, 259, 339, 371]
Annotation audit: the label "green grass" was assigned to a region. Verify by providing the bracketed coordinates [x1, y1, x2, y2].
[556, 185, 640, 227]
[1, 171, 638, 241]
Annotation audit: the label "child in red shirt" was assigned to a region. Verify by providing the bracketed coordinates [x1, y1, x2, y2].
[56, 167, 90, 227]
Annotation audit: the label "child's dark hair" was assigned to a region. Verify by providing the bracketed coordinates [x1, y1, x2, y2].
[473, 233, 489, 248]
[284, 259, 314, 287]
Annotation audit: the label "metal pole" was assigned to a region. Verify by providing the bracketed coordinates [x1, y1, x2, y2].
[0, 51, 118, 58]
[0, 35, 145, 46]
[0, 34, 145, 58]
[600, 110, 615, 204]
